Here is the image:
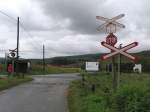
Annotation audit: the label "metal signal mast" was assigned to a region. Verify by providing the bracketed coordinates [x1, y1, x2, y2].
[96, 14, 138, 91]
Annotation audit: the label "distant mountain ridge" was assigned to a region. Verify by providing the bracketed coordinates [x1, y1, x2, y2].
[48, 50, 150, 61]
[43, 50, 150, 65]
[0, 50, 149, 64]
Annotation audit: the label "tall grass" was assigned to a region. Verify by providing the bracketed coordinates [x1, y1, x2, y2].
[68, 72, 150, 112]
[31, 64, 81, 75]
[0, 76, 32, 91]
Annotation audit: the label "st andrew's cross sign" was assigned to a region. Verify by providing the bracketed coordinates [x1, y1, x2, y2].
[96, 14, 125, 33]
[101, 41, 138, 61]
[96, 14, 139, 91]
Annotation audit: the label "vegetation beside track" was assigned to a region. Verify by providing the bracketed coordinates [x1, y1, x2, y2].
[0, 64, 81, 75]
[0, 76, 33, 91]
[68, 72, 150, 112]
[30, 65, 81, 75]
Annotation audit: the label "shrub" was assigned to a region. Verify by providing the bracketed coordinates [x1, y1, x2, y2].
[112, 80, 150, 112]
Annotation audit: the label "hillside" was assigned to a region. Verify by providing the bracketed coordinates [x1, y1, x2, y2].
[0, 50, 150, 65]
[44, 50, 150, 64]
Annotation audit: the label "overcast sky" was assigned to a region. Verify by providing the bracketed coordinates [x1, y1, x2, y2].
[0, 0, 149, 58]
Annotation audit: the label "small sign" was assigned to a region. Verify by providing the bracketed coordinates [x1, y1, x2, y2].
[133, 64, 142, 73]
[86, 62, 99, 71]
[106, 33, 117, 46]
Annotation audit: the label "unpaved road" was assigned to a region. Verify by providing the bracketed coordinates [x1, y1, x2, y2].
[0, 73, 80, 112]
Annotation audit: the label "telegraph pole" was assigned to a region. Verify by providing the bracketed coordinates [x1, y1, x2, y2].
[112, 56, 117, 91]
[118, 44, 122, 87]
[17, 17, 19, 59]
[43, 45, 45, 73]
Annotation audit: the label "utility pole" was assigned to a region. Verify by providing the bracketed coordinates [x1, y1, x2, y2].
[118, 44, 122, 87]
[43, 45, 45, 73]
[17, 17, 19, 59]
[112, 56, 117, 91]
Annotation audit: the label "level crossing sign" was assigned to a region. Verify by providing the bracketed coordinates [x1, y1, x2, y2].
[96, 14, 139, 91]
[101, 41, 138, 61]
[96, 14, 125, 33]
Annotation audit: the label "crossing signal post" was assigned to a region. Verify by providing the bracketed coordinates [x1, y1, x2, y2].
[118, 44, 122, 85]
[8, 49, 17, 75]
[96, 14, 139, 91]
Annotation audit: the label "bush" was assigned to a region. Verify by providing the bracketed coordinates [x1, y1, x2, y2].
[68, 73, 150, 112]
[0, 76, 32, 91]
[112, 79, 150, 112]
[68, 80, 112, 112]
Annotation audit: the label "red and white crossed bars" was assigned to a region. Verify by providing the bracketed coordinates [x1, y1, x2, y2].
[101, 41, 138, 61]
[96, 14, 125, 30]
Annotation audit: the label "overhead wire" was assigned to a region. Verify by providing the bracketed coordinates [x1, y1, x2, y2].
[0, 10, 43, 57]
[19, 22, 42, 51]
[0, 10, 17, 23]
[0, 10, 54, 59]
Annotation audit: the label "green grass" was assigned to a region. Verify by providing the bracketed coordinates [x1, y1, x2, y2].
[0, 64, 81, 75]
[0, 76, 33, 91]
[67, 72, 150, 112]
[31, 65, 81, 75]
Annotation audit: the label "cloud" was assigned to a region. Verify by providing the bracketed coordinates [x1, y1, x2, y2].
[0, 0, 150, 58]
[36, 0, 110, 34]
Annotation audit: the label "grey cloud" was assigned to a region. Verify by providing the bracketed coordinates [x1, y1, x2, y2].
[37, 0, 111, 34]
[1, 0, 150, 58]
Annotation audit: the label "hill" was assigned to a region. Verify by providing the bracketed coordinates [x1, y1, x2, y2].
[45, 50, 150, 64]
[0, 50, 150, 65]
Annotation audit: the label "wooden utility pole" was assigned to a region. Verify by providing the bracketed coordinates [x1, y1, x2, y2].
[17, 17, 19, 59]
[43, 45, 45, 73]
[112, 55, 117, 91]
[112, 44, 122, 91]
[118, 44, 122, 87]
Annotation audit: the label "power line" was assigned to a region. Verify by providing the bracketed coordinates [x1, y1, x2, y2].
[19, 22, 42, 50]
[19, 50, 43, 52]
[0, 10, 41, 49]
[0, 10, 45, 58]
[20, 22, 42, 47]
[0, 10, 17, 23]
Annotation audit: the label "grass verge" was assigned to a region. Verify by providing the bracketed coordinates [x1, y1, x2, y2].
[0, 76, 33, 91]
[31, 65, 81, 75]
[67, 72, 150, 112]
